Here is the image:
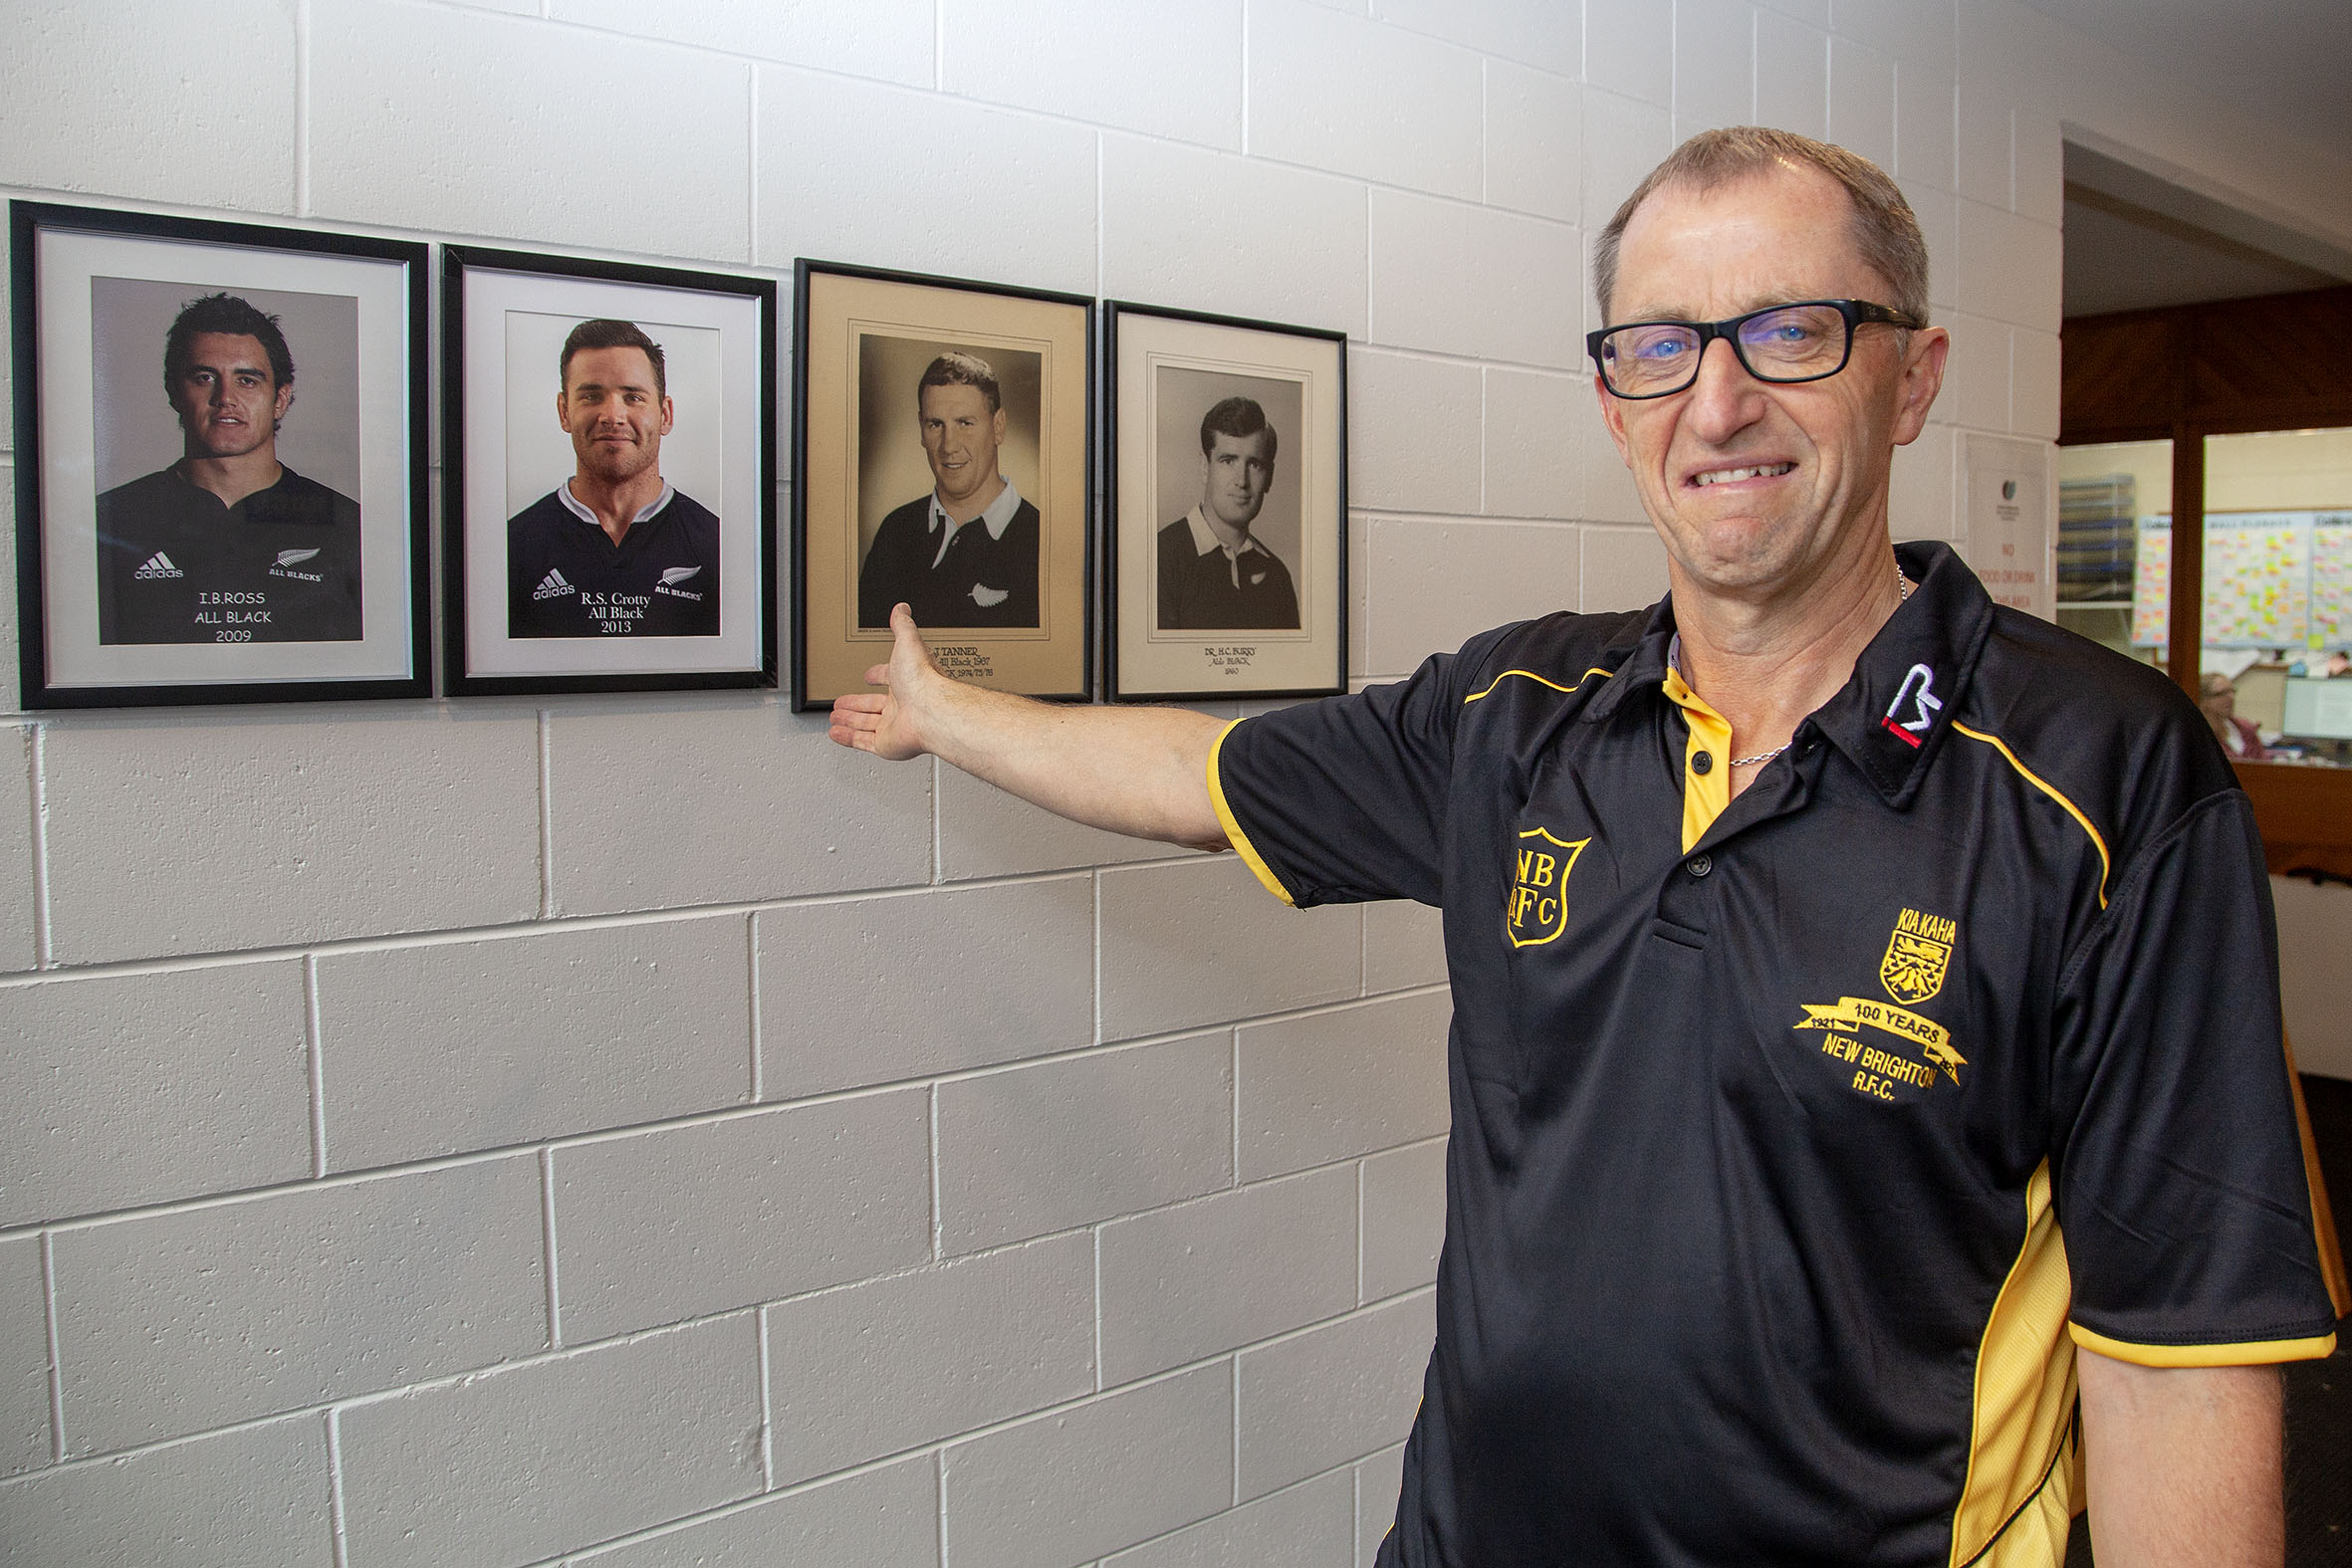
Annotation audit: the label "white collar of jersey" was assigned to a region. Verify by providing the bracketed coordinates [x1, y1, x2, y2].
[928, 478, 1025, 543]
[559, 479, 674, 530]
[1182, 505, 1267, 560]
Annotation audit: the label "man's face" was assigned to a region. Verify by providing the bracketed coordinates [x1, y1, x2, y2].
[559, 345, 673, 485]
[919, 382, 1007, 511]
[1596, 166, 1947, 597]
[170, 332, 292, 462]
[1201, 428, 1276, 532]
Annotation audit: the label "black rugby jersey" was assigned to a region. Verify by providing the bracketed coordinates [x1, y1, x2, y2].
[1210, 541, 2339, 1568]
[95, 464, 362, 645]
[506, 486, 721, 638]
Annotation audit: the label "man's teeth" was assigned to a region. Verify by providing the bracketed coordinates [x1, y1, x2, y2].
[1694, 463, 1793, 486]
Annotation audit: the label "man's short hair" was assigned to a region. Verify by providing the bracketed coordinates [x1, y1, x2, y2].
[163, 293, 295, 389]
[917, 351, 1002, 416]
[1198, 395, 1278, 463]
[1592, 126, 1930, 330]
[560, 319, 667, 399]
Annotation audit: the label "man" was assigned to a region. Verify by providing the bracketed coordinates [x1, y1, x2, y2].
[856, 351, 1039, 629]
[507, 319, 720, 639]
[1157, 395, 1298, 630]
[96, 293, 362, 644]
[832, 128, 2341, 1567]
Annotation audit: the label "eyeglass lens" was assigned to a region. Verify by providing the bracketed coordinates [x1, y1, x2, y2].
[1601, 304, 1853, 395]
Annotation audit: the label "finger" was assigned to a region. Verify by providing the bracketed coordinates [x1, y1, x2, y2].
[862, 661, 891, 686]
[832, 693, 887, 716]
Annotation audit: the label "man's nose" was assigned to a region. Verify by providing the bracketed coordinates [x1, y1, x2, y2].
[1680, 336, 1767, 441]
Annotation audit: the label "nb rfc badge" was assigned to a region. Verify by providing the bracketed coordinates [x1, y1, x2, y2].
[1507, 827, 1588, 949]
[1878, 906, 1955, 1006]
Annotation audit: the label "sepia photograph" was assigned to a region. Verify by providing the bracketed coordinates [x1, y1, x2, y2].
[444, 246, 776, 695]
[11, 203, 427, 707]
[795, 261, 1090, 710]
[1105, 302, 1346, 700]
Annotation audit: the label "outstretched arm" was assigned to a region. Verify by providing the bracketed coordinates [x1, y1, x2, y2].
[828, 603, 1232, 850]
[2076, 1348, 2284, 1567]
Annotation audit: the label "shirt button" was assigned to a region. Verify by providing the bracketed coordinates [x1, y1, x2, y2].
[1686, 854, 1713, 878]
[1691, 751, 1714, 776]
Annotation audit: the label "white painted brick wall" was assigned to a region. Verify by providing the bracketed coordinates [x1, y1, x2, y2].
[1, 0, 2325, 1559]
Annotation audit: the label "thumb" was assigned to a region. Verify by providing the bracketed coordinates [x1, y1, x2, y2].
[889, 602, 936, 676]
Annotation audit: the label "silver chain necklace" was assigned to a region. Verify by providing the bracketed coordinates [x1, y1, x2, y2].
[1728, 565, 1912, 769]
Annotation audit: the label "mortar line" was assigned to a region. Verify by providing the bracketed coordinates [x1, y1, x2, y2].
[756, 1308, 776, 1490]
[305, 954, 328, 1179]
[1239, 0, 1252, 152]
[40, 1232, 66, 1463]
[27, 726, 51, 971]
[928, 1084, 944, 1262]
[930, 757, 943, 885]
[294, 0, 313, 215]
[539, 1147, 564, 1348]
[325, 1408, 351, 1568]
[1231, 1026, 1242, 1191]
[746, 912, 764, 1102]
[933, 0, 945, 91]
[1231, 1354, 1243, 1506]
[536, 709, 555, 919]
[1092, 1225, 1104, 1394]
[746, 63, 760, 266]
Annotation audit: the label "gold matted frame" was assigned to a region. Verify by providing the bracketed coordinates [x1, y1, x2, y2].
[793, 261, 1092, 710]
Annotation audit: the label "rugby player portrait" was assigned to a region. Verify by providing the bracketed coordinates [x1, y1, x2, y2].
[507, 318, 721, 639]
[94, 292, 362, 646]
[1155, 394, 1298, 631]
[855, 351, 1040, 630]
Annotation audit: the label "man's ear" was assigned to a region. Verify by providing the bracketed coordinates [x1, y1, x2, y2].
[273, 382, 296, 429]
[1890, 328, 1949, 447]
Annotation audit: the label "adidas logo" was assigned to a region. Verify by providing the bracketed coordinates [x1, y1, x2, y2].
[276, 549, 321, 567]
[533, 567, 576, 601]
[133, 552, 183, 579]
[658, 565, 702, 586]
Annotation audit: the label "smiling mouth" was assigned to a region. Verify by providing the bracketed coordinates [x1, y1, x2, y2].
[1691, 463, 1794, 487]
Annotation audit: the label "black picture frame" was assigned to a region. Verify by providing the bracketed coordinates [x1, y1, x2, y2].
[443, 246, 779, 697]
[793, 259, 1094, 712]
[1102, 301, 1348, 703]
[11, 201, 429, 708]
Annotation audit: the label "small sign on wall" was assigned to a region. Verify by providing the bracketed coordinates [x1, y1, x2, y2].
[1963, 434, 2052, 620]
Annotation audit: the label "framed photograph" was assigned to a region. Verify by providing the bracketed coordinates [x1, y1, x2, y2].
[444, 247, 777, 696]
[1104, 303, 1347, 702]
[11, 202, 428, 708]
[794, 261, 1091, 711]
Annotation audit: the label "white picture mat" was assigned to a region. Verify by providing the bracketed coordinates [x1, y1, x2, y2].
[459, 267, 765, 678]
[36, 228, 416, 688]
[1115, 314, 1340, 694]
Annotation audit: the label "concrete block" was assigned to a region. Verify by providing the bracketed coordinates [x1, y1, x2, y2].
[1955, 198, 2038, 329]
[1102, 135, 1369, 341]
[1250, 0, 1481, 199]
[316, 916, 751, 1172]
[1945, 313, 2009, 432]
[1581, 525, 1670, 613]
[1757, 0, 1830, 23]
[575, 1456, 937, 1567]
[1349, 350, 1484, 516]
[52, 1156, 544, 1455]
[0, 729, 34, 973]
[1674, 0, 1755, 127]
[1360, 1139, 1446, 1302]
[1829, 37, 1896, 171]
[1895, 68, 1956, 192]
[1237, 1293, 1434, 1499]
[1348, 512, 1371, 680]
[0, 493, 17, 719]
[948, 0, 1242, 146]
[0, 961, 308, 1227]
[0, 1413, 328, 1568]
[0, 4, 295, 213]
[938, 762, 1182, 881]
[1238, 991, 1451, 1181]
[759, 64, 1098, 293]
[2011, 329, 2061, 442]
[1369, 193, 1580, 368]
[42, 709, 538, 962]
[757, 876, 1093, 1097]
[1890, 424, 1959, 542]
[0, 1233, 47, 1477]
[1575, 386, 1651, 525]
[937, 1033, 1234, 1253]
[2011, 108, 2064, 227]
[940, 1363, 1232, 1568]
[313, 3, 749, 261]
[1098, 855, 1362, 1041]
[552, 0, 934, 83]
[1369, 0, 1577, 76]
[1954, 86, 2011, 208]
[1363, 900, 1446, 995]
[1830, 0, 1954, 78]
[1754, 10, 1829, 141]
[1105, 1470, 1354, 1567]
[1483, 368, 1583, 521]
[2020, 218, 2063, 334]
[337, 1317, 762, 1568]
[1584, 0, 1674, 108]
[1484, 62, 1579, 224]
[1902, 179, 1960, 313]
[1100, 1165, 1355, 1384]
[1355, 1444, 1407, 1568]
[765, 1233, 1093, 1484]
[1580, 89, 1674, 249]
[547, 701, 931, 917]
[1363, 519, 1580, 675]
[553, 1090, 930, 1343]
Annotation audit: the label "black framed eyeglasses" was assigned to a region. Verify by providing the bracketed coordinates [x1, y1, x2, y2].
[1586, 299, 1925, 399]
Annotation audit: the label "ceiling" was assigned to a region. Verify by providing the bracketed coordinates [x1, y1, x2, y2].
[2061, 182, 2338, 317]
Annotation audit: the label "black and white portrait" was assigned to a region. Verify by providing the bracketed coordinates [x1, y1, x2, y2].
[1151, 368, 1304, 633]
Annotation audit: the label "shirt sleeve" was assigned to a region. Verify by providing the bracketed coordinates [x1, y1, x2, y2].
[2051, 787, 2340, 1365]
[1210, 637, 1491, 910]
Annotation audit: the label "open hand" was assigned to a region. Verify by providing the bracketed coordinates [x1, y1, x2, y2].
[826, 602, 940, 761]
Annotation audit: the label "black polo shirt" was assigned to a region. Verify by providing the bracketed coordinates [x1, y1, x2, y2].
[505, 485, 721, 638]
[1211, 541, 2338, 1568]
